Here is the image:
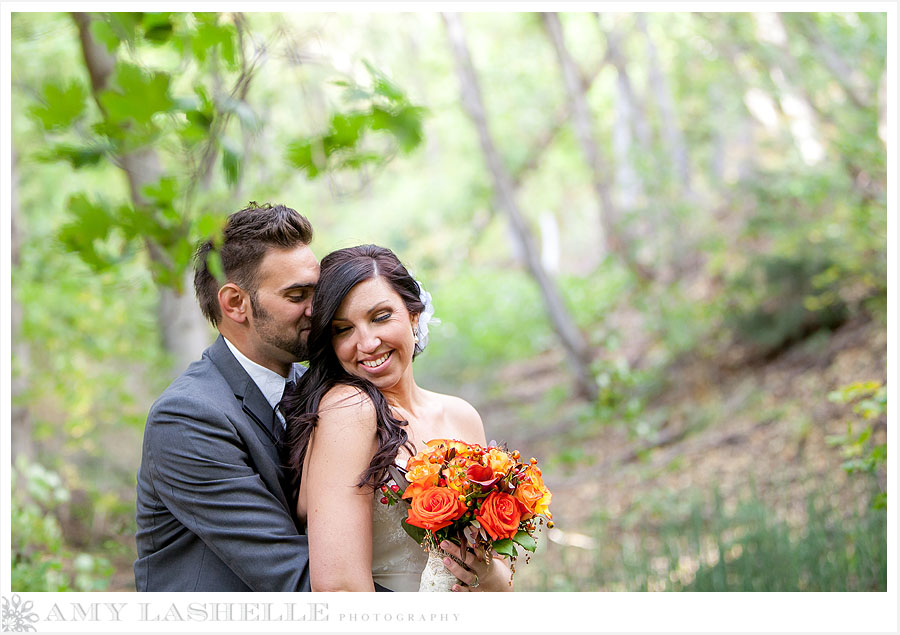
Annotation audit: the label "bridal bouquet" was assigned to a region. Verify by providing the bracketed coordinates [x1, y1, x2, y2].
[379, 439, 553, 591]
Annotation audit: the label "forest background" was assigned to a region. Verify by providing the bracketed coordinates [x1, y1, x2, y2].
[6, 9, 891, 593]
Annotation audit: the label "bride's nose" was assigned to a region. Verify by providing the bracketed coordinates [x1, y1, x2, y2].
[357, 329, 381, 353]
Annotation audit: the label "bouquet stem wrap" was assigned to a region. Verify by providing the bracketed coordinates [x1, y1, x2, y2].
[418, 548, 459, 592]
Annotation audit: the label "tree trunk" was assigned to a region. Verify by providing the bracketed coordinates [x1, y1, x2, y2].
[636, 14, 692, 194]
[72, 12, 209, 375]
[510, 52, 611, 187]
[782, 13, 873, 110]
[605, 26, 643, 211]
[442, 12, 597, 401]
[11, 147, 35, 462]
[541, 12, 653, 282]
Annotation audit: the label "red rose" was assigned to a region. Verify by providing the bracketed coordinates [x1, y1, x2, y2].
[466, 464, 501, 488]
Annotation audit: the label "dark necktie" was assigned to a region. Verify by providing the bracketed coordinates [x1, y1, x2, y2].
[275, 380, 296, 431]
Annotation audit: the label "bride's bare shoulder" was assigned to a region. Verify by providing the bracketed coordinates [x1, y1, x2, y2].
[317, 384, 377, 433]
[426, 390, 486, 444]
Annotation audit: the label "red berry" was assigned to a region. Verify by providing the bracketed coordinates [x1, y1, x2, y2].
[380, 497, 388, 504]
[390, 484, 400, 493]
[380, 485, 388, 493]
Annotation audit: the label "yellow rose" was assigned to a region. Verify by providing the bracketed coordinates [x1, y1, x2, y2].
[484, 448, 514, 478]
[442, 455, 478, 493]
[520, 466, 552, 517]
[406, 462, 442, 487]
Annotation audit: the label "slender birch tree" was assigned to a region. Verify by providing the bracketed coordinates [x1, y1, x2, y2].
[443, 12, 598, 401]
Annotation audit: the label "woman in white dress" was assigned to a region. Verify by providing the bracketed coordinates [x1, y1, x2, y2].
[284, 245, 513, 592]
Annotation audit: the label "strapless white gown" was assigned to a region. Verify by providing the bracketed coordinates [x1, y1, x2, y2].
[371, 472, 427, 591]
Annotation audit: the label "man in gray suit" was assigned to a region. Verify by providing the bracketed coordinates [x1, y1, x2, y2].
[134, 203, 319, 591]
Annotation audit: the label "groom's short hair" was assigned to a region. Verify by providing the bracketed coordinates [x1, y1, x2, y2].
[193, 202, 313, 325]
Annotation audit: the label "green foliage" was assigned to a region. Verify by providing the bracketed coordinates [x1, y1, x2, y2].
[512, 529, 537, 553]
[24, 12, 250, 288]
[826, 381, 887, 509]
[492, 538, 517, 558]
[28, 80, 88, 130]
[11, 458, 113, 591]
[525, 485, 886, 591]
[286, 62, 426, 178]
[401, 518, 426, 545]
[724, 249, 849, 356]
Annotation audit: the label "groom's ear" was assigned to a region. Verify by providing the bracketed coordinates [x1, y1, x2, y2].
[219, 283, 249, 324]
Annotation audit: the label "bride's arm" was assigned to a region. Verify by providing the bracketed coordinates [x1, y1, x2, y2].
[302, 385, 379, 592]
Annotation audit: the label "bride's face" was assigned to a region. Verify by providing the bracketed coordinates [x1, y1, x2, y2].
[330, 276, 418, 391]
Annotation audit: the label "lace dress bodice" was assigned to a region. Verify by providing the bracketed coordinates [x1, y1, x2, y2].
[371, 473, 427, 591]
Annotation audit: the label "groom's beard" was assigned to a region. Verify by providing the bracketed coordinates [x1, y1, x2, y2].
[250, 296, 310, 362]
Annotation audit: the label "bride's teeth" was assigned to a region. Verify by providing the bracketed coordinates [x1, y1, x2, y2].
[362, 352, 390, 368]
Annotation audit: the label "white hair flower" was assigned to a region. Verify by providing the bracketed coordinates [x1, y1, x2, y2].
[414, 280, 439, 356]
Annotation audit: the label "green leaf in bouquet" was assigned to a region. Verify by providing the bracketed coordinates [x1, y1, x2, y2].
[511, 530, 537, 553]
[492, 538, 518, 558]
[401, 519, 426, 545]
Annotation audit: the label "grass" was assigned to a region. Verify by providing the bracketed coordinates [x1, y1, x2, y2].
[518, 481, 886, 592]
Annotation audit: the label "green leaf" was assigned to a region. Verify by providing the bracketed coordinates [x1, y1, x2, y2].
[38, 144, 105, 168]
[142, 176, 178, 206]
[401, 519, 426, 545]
[142, 12, 174, 43]
[99, 62, 175, 126]
[370, 105, 425, 153]
[364, 59, 404, 102]
[58, 195, 117, 270]
[89, 18, 120, 52]
[105, 13, 142, 48]
[492, 539, 517, 558]
[221, 137, 241, 186]
[193, 212, 224, 242]
[286, 141, 320, 178]
[28, 80, 87, 130]
[511, 530, 537, 553]
[330, 112, 368, 149]
[192, 19, 237, 68]
[206, 250, 225, 285]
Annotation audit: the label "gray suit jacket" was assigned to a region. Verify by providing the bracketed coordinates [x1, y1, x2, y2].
[134, 335, 311, 591]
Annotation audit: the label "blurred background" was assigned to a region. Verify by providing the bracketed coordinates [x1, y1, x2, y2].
[9, 11, 887, 591]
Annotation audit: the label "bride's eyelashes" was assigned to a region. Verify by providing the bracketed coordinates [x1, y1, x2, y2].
[331, 311, 394, 336]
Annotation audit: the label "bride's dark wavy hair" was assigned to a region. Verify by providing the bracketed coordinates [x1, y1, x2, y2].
[283, 244, 421, 490]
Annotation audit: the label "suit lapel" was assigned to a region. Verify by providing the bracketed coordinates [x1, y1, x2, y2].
[208, 335, 281, 445]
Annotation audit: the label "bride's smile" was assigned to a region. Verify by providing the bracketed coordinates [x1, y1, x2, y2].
[360, 350, 392, 369]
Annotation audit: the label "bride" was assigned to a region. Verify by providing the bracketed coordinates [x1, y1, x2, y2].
[284, 244, 513, 592]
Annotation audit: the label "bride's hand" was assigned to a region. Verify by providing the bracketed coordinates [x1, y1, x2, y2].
[439, 540, 514, 592]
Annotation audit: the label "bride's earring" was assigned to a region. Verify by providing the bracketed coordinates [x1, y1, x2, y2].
[412, 323, 419, 344]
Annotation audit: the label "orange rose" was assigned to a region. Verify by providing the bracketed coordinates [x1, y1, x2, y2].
[475, 491, 527, 541]
[484, 448, 514, 478]
[406, 461, 442, 487]
[406, 486, 468, 531]
[401, 481, 427, 500]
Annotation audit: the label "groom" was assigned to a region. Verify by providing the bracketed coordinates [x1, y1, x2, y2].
[134, 202, 318, 591]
